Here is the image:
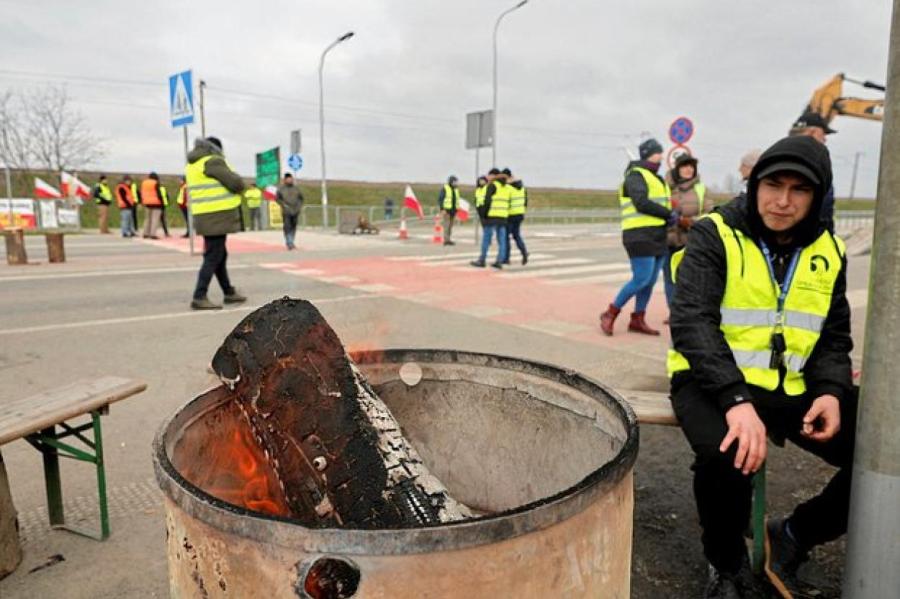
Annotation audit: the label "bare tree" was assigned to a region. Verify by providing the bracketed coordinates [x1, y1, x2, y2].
[0, 90, 32, 172]
[25, 85, 105, 172]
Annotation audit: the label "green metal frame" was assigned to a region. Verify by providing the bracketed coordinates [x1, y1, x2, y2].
[750, 464, 768, 574]
[24, 407, 109, 541]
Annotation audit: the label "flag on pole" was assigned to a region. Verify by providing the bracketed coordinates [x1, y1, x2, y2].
[34, 177, 62, 199]
[60, 171, 91, 199]
[456, 197, 471, 222]
[262, 185, 278, 201]
[403, 185, 424, 219]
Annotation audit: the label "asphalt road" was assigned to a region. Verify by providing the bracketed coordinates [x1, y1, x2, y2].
[0, 224, 872, 598]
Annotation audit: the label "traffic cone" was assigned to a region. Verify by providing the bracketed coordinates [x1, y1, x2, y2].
[432, 214, 444, 244]
[398, 216, 409, 240]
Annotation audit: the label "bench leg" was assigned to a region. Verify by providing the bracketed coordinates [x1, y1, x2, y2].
[92, 411, 110, 540]
[751, 464, 767, 575]
[40, 426, 65, 528]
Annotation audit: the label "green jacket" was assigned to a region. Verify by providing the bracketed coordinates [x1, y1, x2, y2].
[185, 139, 246, 236]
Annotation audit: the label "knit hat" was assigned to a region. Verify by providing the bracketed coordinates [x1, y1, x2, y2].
[639, 138, 664, 160]
[206, 136, 223, 152]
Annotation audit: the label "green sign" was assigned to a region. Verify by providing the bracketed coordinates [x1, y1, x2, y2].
[255, 147, 280, 188]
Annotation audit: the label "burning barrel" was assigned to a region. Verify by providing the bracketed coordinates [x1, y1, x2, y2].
[154, 349, 638, 598]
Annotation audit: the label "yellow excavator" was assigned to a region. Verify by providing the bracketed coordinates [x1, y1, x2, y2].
[800, 73, 885, 129]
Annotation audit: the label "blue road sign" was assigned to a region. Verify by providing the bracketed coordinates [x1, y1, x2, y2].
[287, 153, 303, 171]
[169, 70, 195, 128]
[668, 116, 694, 145]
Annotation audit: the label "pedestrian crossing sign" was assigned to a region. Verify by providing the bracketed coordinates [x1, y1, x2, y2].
[169, 70, 195, 128]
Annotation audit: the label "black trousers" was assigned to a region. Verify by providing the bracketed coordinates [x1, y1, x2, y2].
[193, 235, 233, 300]
[670, 378, 858, 573]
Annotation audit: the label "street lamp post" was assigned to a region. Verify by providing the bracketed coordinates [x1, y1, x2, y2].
[492, 0, 529, 167]
[319, 31, 354, 229]
[199, 79, 207, 138]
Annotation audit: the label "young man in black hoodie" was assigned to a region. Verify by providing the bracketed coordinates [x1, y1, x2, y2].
[668, 136, 856, 598]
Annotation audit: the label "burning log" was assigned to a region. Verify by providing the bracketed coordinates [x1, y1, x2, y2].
[210, 297, 472, 528]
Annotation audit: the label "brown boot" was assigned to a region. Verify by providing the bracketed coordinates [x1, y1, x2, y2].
[599, 304, 621, 336]
[628, 311, 660, 336]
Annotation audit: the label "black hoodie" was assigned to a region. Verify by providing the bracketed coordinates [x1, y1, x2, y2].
[670, 136, 852, 411]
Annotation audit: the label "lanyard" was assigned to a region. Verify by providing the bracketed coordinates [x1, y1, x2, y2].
[760, 240, 801, 330]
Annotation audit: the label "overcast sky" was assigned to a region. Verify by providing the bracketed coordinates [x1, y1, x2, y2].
[0, 0, 892, 197]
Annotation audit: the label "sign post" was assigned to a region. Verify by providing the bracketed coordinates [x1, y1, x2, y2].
[169, 69, 196, 255]
[256, 147, 281, 229]
[466, 110, 494, 245]
[290, 130, 302, 155]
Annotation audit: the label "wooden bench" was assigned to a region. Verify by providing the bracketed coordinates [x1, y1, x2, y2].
[623, 389, 768, 574]
[0, 376, 147, 578]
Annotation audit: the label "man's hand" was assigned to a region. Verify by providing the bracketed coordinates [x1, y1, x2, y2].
[802, 394, 841, 441]
[720, 403, 767, 475]
[678, 216, 694, 229]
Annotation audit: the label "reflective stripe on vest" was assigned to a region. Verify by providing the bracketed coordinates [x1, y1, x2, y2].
[245, 188, 263, 208]
[185, 155, 242, 216]
[666, 212, 846, 395]
[619, 167, 671, 230]
[442, 184, 458, 210]
[509, 185, 526, 216]
[487, 182, 510, 219]
[695, 182, 707, 213]
[475, 185, 487, 208]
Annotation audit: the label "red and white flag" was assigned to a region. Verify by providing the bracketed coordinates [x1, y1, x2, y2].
[263, 185, 278, 200]
[403, 184, 424, 219]
[456, 197, 471, 222]
[60, 171, 91, 199]
[34, 177, 62, 199]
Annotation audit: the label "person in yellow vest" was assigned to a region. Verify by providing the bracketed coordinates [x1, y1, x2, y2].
[470, 168, 509, 269]
[667, 137, 857, 598]
[176, 177, 189, 238]
[159, 180, 171, 238]
[438, 175, 459, 246]
[92, 175, 113, 234]
[185, 137, 247, 310]
[244, 181, 263, 231]
[140, 172, 165, 239]
[474, 175, 488, 220]
[663, 153, 712, 311]
[130, 179, 141, 231]
[600, 139, 674, 335]
[501, 173, 529, 265]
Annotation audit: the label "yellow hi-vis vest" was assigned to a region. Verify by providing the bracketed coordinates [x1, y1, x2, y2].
[176, 184, 187, 207]
[160, 186, 169, 207]
[619, 167, 671, 230]
[695, 182, 707, 213]
[509, 184, 527, 216]
[475, 185, 488, 208]
[667, 212, 846, 396]
[442, 184, 458, 210]
[244, 187, 263, 209]
[131, 182, 140, 206]
[487, 181, 510, 219]
[185, 155, 242, 216]
[96, 182, 112, 204]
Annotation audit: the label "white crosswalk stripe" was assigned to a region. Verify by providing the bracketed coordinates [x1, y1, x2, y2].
[547, 271, 632, 286]
[424, 253, 556, 268]
[498, 261, 629, 279]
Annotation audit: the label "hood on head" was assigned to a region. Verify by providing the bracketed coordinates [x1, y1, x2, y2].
[187, 137, 224, 164]
[746, 136, 832, 246]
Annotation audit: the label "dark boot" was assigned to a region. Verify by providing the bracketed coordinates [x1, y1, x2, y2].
[765, 518, 812, 599]
[470, 260, 486, 268]
[628, 311, 660, 336]
[706, 555, 769, 599]
[224, 288, 247, 304]
[599, 304, 620, 336]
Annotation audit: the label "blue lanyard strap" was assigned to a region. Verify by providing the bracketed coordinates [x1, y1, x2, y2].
[759, 240, 801, 318]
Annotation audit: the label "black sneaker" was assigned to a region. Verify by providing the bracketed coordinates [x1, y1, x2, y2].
[470, 260, 486, 268]
[765, 518, 811, 598]
[490, 262, 503, 270]
[224, 289, 247, 304]
[706, 557, 768, 599]
[191, 297, 222, 310]
[522, 252, 529, 266]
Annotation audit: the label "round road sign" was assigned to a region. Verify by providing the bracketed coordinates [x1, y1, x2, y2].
[668, 116, 694, 145]
[666, 145, 692, 170]
[287, 153, 303, 171]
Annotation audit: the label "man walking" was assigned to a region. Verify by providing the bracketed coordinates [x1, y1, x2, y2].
[92, 175, 113, 234]
[185, 136, 247, 310]
[276, 173, 304, 250]
[115, 175, 137, 238]
[668, 136, 856, 598]
[599, 138, 673, 336]
[502, 172, 529, 265]
[438, 175, 459, 246]
[470, 168, 509, 269]
[245, 181, 263, 231]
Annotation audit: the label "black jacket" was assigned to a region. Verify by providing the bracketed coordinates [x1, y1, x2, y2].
[670, 136, 852, 411]
[621, 160, 671, 257]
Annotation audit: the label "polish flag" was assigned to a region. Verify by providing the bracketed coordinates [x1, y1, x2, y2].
[263, 185, 278, 200]
[61, 171, 91, 199]
[34, 177, 62, 199]
[403, 185, 424, 219]
[456, 197, 471, 222]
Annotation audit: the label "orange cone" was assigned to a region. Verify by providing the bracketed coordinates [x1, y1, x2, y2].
[398, 217, 409, 240]
[432, 213, 444, 244]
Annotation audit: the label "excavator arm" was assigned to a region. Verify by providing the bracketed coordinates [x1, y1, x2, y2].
[802, 73, 885, 126]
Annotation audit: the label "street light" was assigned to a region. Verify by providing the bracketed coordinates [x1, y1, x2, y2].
[319, 31, 354, 229]
[492, 0, 529, 167]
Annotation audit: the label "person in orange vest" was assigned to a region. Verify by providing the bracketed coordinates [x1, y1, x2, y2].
[140, 172, 164, 239]
[115, 175, 137, 237]
[176, 176, 190, 238]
